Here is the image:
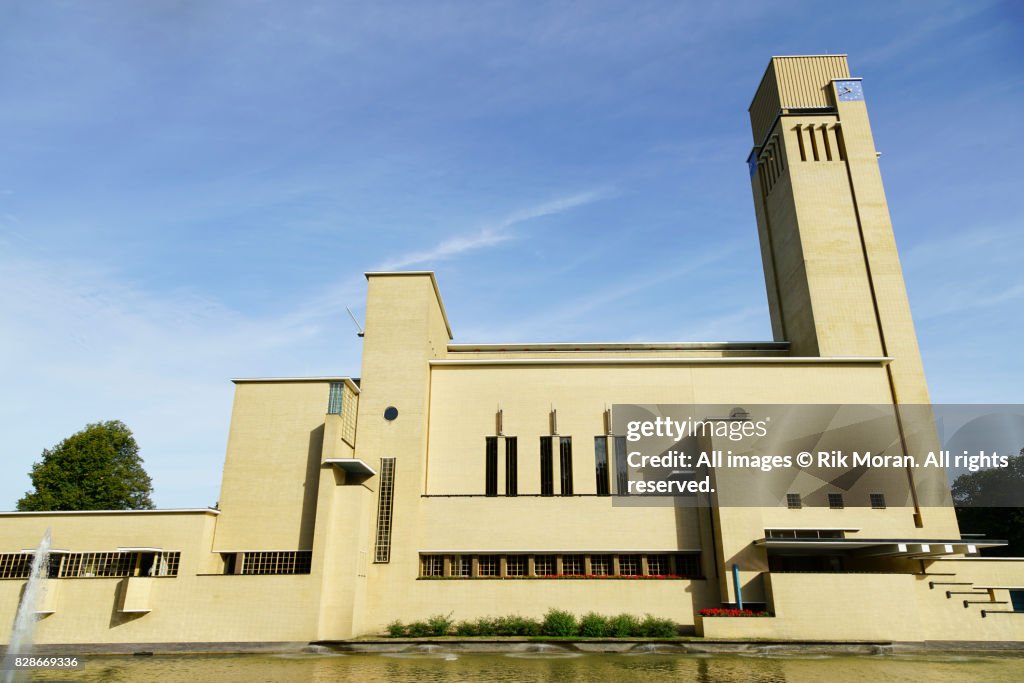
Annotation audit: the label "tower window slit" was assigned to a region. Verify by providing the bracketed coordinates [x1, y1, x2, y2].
[505, 437, 518, 496]
[594, 436, 609, 496]
[485, 437, 498, 496]
[559, 436, 574, 495]
[540, 437, 554, 496]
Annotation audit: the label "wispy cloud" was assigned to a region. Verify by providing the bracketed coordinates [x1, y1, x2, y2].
[375, 189, 611, 270]
[457, 239, 749, 342]
[901, 223, 1024, 320]
[858, 1, 995, 67]
[0, 242, 364, 510]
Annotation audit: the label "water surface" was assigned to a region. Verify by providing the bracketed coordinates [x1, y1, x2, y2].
[28, 651, 1024, 682]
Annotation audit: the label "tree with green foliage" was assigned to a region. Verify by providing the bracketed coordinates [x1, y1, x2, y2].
[953, 448, 1024, 557]
[17, 420, 154, 511]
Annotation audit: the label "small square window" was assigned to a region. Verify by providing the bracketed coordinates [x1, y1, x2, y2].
[534, 555, 555, 576]
[618, 555, 640, 576]
[452, 555, 472, 577]
[676, 553, 701, 577]
[828, 493, 844, 509]
[562, 555, 584, 576]
[870, 493, 886, 509]
[590, 554, 611, 576]
[478, 555, 498, 576]
[786, 493, 802, 509]
[506, 555, 526, 577]
[647, 554, 669, 576]
[420, 555, 444, 577]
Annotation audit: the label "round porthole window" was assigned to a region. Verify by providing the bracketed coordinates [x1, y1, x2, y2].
[384, 406, 399, 421]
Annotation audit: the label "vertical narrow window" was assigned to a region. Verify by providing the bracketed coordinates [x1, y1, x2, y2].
[327, 382, 344, 415]
[374, 458, 396, 563]
[808, 124, 820, 161]
[485, 437, 498, 497]
[594, 437, 609, 496]
[505, 437, 518, 496]
[540, 437, 554, 496]
[794, 125, 807, 161]
[614, 436, 629, 495]
[559, 437, 573, 495]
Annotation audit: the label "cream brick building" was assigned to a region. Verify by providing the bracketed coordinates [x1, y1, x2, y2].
[3, 55, 1023, 647]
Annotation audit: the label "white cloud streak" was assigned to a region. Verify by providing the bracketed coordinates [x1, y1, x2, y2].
[375, 189, 610, 271]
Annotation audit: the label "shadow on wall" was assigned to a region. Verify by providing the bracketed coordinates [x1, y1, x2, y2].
[300, 426, 326, 550]
[109, 579, 146, 629]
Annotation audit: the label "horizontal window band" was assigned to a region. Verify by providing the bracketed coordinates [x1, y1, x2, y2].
[415, 576, 705, 581]
[419, 551, 701, 556]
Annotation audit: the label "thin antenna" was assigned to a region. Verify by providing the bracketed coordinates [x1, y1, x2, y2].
[345, 306, 365, 337]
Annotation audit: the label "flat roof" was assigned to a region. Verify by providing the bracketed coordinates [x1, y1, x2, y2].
[432, 356, 893, 367]
[231, 377, 360, 394]
[757, 537, 1006, 546]
[0, 508, 220, 517]
[756, 537, 1005, 556]
[449, 341, 790, 352]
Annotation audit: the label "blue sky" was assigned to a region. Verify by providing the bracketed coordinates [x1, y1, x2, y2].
[1, 1, 1021, 509]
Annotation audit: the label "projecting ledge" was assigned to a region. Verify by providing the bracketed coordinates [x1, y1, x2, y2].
[325, 459, 377, 477]
[118, 577, 154, 614]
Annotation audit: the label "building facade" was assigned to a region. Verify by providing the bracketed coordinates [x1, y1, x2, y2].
[3, 55, 1023, 646]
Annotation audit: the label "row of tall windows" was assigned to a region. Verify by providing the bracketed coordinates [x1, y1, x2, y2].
[485, 436, 631, 496]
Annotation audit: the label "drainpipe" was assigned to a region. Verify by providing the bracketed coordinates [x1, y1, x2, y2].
[732, 563, 743, 610]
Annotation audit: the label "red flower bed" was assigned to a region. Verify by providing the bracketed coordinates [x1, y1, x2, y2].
[698, 608, 770, 617]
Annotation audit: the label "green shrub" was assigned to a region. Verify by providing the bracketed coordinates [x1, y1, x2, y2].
[608, 613, 641, 637]
[405, 620, 432, 638]
[578, 612, 610, 637]
[473, 616, 499, 636]
[517, 616, 543, 636]
[454, 620, 478, 636]
[541, 609, 578, 637]
[427, 613, 454, 636]
[393, 611, 675, 639]
[495, 615, 542, 636]
[639, 614, 678, 638]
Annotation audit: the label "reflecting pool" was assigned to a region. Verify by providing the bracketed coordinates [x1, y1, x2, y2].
[26, 650, 1024, 682]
